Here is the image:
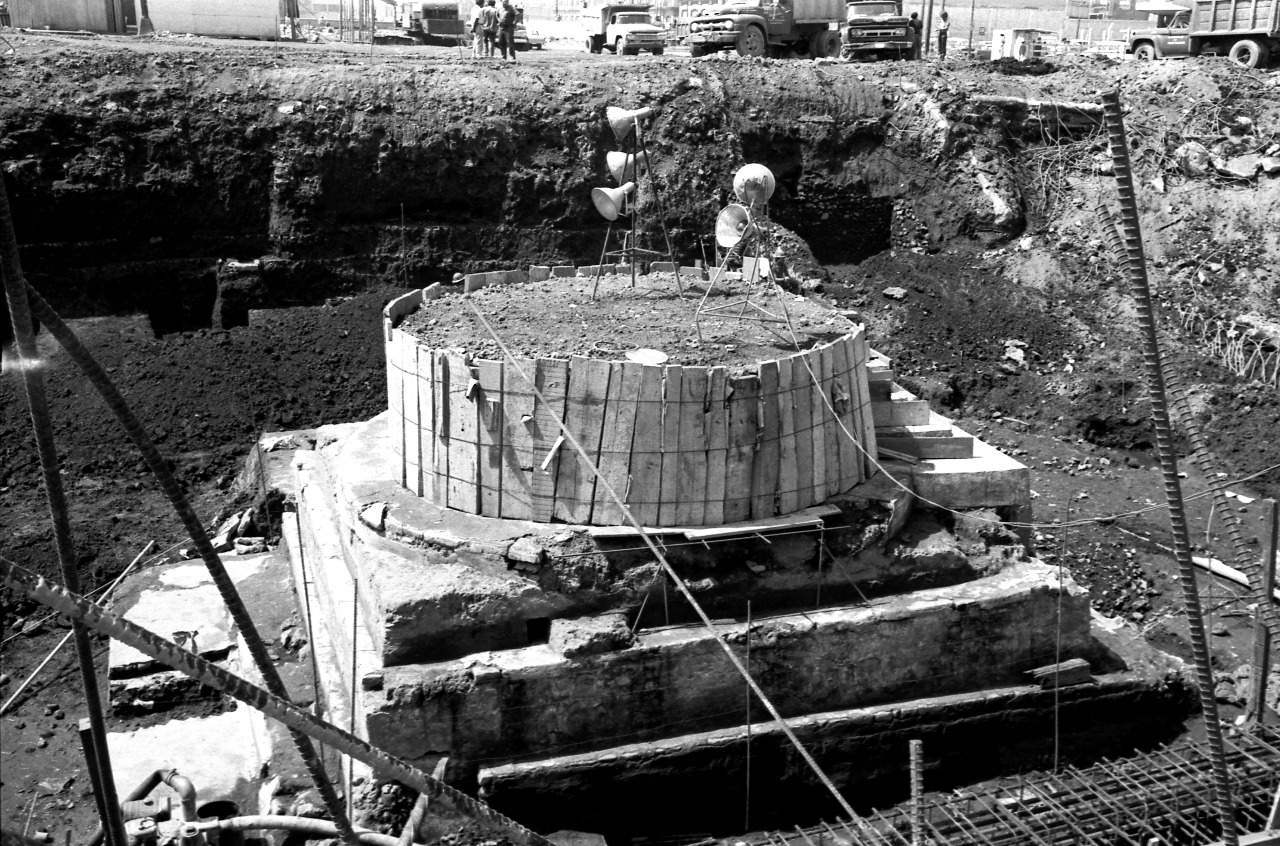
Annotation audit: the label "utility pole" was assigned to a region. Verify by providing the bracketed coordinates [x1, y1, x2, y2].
[967, 0, 975, 54]
[923, 0, 933, 54]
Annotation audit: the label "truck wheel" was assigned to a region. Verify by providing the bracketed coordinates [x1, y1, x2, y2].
[651, 47, 664, 55]
[1133, 42, 1156, 60]
[1228, 38, 1268, 68]
[808, 30, 841, 58]
[615, 37, 624, 53]
[735, 24, 766, 57]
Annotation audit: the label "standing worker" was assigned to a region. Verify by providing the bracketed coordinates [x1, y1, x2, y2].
[937, 10, 949, 58]
[498, 0, 519, 60]
[908, 12, 923, 58]
[468, 0, 485, 57]
[481, 0, 499, 56]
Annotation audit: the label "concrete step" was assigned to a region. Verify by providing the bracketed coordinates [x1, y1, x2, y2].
[877, 434, 975, 460]
[871, 398, 933, 427]
[875, 422, 956, 438]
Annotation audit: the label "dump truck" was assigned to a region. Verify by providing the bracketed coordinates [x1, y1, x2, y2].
[1126, 0, 1280, 68]
[685, 0, 844, 58]
[841, 0, 912, 59]
[381, 0, 466, 45]
[581, 3, 666, 54]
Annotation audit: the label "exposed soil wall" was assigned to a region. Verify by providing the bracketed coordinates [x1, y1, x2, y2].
[0, 40, 1022, 323]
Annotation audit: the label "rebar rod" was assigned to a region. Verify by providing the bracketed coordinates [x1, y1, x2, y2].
[0, 177, 127, 846]
[17, 283, 359, 845]
[0, 554, 551, 846]
[1100, 88, 1239, 846]
[1099, 203, 1277, 643]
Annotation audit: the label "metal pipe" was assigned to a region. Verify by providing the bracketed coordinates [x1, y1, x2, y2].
[16, 283, 360, 846]
[0, 554, 552, 846]
[0, 164, 127, 846]
[86, 766, 198, 845]
[1100, 88, 1240, 846]
[200, 816, 401, 846]
[78, 719, 119, 846]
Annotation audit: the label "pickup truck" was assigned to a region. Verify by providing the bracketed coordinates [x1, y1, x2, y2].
[1126, 0, 1279, 68]
[842, 0, 912, 59]
[685, 0, 844, 58]
[582, 3, 666, 54]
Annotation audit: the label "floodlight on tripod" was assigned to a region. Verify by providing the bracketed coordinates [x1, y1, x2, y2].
[606, 151, 648, 184]
[589, 104, 678, 299]
[606, 106, 655, 143]
[592, 182, 635, 222]
[694, 164, 787, 340]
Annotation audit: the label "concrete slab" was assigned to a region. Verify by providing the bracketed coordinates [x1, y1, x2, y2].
[528, 265, 551, 283]
[109, 554, 275, 676]
[107, 708, 269, 804]
[109, 583, 234, 675]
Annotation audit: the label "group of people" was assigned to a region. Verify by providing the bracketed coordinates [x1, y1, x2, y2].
[467, 0, 520, 60]
[903, 10, 950, 59]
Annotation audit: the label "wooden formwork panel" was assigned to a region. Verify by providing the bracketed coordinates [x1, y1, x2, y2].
[386, 296, 875, 527]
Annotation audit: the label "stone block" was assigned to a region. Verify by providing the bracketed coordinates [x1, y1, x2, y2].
[649, 262, 677, 273]
[507, 537, 545, 565]
[679, 266, 707, 280]
[613, 264, 634, 277]
[551, 266, 577, 278]
[529, 265, 552, 283]
[464, 273, 488, 293]
[548, 613, 635, 658]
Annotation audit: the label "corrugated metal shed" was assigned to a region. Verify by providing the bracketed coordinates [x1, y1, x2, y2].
[147, 0, 280, 37]
[11, 0, 120, 31]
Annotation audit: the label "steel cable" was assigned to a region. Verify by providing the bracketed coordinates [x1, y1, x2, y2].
[17, 282, 361, 846]
[1100, 89, 1238, 846]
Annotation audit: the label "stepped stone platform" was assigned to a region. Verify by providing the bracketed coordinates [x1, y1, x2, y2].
[268, 277, 1190, 836]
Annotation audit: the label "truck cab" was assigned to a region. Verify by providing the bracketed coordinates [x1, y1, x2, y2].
[842, 0, 911, 59]
[1127, 10, 1192, 59]
[686, 0, 843, 58]
[582, 3, 665, 54]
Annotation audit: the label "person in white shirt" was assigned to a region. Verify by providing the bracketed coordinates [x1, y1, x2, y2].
[468, 0, 485, 57]
[937, 10, 950, 59]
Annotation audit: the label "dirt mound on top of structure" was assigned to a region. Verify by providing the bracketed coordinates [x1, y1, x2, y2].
[401, 274, 847, 371]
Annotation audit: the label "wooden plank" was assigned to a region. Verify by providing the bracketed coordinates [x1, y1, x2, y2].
[658, 366, 684, 527]
[790, 355, 815, 511]
[851, 331, 877, 479]
[724, 375, 758, 523]
[626, 364, 665, 527]
[703, 366, 729, 527]
[476, 359, 504, 516]
[806, 348, 828, 504]
[677, 367, 709, 526]
[830, 338, 857, 493]
[554, 357, 612, 525]
[418, 344, 438, 502]
[751, 360, 781, 520]
[595, 362, 639, 526]
[776, 356, 799, 515]
[445, 352, 480, 512]
[819, 343, 841, 498]
[530, 358, 569, 522]
[403, 335, 422, 496]
[496, 359, 534, 521]
[386, 329, 404, 486]
[432, 349, 450, 507]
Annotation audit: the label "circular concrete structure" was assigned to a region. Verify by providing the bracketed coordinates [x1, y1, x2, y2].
[383, 269, 875, 527]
